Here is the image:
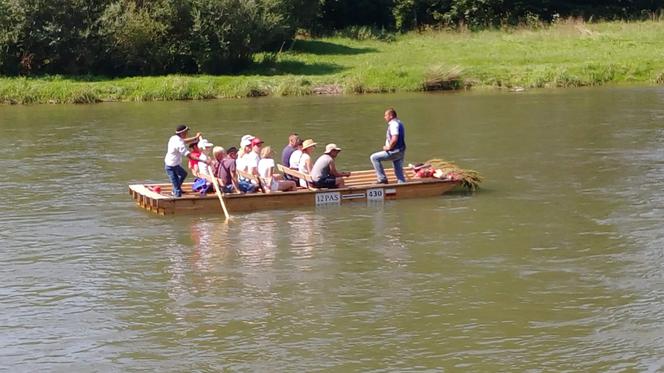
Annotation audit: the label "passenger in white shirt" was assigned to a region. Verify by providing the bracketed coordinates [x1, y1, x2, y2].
[288, 139, 304, 169]
[258, 146, 297, 192]
[298, 139, 317, 187]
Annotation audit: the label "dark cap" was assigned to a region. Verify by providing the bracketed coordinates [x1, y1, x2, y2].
[175, 124, 189, 134]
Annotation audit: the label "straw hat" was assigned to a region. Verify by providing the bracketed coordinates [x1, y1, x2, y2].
[302, 139, 317, 150]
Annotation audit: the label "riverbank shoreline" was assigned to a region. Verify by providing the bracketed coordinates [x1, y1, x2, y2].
[2, 20, 663, 105]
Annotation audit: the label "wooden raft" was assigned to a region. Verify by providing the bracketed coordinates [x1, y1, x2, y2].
[128, 168, 460, 215]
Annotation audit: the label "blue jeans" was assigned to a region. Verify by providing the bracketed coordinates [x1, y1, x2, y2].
[238, 179, 257, 193]
[370, 150, 406, 183]
[165, 165, 187, 197]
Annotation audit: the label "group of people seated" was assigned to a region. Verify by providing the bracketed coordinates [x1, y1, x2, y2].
[186, 132, 350, 195]
[164, 108, 406, 197]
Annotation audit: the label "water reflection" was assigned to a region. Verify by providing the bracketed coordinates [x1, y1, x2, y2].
[2, 88, 664, 370]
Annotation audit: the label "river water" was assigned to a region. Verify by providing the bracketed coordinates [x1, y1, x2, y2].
[1, 87, 663, 371]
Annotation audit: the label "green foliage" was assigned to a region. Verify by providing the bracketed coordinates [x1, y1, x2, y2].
[0, 0, 308, 76]
[0, 0, 662, 77]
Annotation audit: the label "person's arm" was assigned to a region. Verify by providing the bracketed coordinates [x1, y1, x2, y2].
[249, 163, 260, 177]
[229, 170, 242, 193]
[263, 166, 274, 186]
[305, 157, 313, 173]
[329, 162, 350, 177]
[383, 134, 398, 151]
[184, 132, 202, 144]
[186, 153, 211, 164]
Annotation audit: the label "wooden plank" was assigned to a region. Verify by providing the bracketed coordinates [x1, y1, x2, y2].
[276, 164, 316, 190]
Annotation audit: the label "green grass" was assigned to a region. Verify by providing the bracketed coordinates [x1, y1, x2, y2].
[2, 19, 664, 104]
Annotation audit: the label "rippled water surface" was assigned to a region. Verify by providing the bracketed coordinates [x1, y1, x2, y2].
[1, 87, 663, 371]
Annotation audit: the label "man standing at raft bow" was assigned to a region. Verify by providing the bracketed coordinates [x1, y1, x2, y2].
[164, 124, 207, 197]
[370, 108, 406, 184]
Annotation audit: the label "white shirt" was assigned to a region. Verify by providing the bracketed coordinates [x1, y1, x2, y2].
[386, 119, 401, 147]
[298, 153, 311, 187]
[164, 135, 189, 167]
[244, 151, 260, 172]
[236, 155, 247, 173]
[198, 153, 211, 177]
[258, 158, 275, 179]
[289, 150, 303, 168]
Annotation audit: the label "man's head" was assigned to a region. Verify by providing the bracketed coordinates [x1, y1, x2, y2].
[213, 146, 226, 160]
[251, 137, 264, 153]
[175, 124, 189, 138]
[226, 146, 238, 159]
[288, 133, 300, 146]
[324, 143, 342, 158]
[384, 108, 397, 123]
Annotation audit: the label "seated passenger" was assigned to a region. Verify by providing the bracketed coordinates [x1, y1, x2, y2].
[297, 139, 317, 187]
[193, 138, 215, 195]
[188, 140, 201, 177]
[281, 133, 300, 167]
[311, 144, 351, 188]
[259, 146, 297, 192]
[238, 134, 255, 159]
[216, 146, 252, 193]
[212, 146, 225, 177]
[236, 138, 263, 193]
[288, 138, 304, 169]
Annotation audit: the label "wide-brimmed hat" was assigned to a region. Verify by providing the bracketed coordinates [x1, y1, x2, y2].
[175, 125, 189, 134]
[302, 139, 317, 150]
[198, 138, 214, 149]
[324, 143, 341, 154]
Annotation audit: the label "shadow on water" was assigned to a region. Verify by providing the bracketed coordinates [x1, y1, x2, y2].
[290, 40, 378, 55]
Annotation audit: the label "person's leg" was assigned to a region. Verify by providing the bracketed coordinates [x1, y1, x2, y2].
[165, 166, 181, 196]
[370, 150, 390, 183]
[174, 165, 188, 194]
[392, 152, 406, 183]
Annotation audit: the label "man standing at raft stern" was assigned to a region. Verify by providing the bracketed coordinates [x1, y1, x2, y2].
[164, 124, 205, 198]
[370, 108, 406, 184]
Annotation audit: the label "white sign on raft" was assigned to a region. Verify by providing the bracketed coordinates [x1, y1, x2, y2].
[315, 192, 341, 205]
[366, 188, 385, 201]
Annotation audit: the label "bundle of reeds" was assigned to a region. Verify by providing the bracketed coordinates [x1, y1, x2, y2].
[423, 65, 464, 91]
[425, 158, 483, 191]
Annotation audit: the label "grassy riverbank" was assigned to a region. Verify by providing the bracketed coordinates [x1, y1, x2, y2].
[2, 20, 664, 104]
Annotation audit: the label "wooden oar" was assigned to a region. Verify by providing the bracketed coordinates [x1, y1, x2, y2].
[209, 173, 230, 220]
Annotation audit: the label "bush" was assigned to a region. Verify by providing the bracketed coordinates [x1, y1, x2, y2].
[0, 0, 306, 76]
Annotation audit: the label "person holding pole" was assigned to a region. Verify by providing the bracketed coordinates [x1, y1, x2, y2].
[164, 124, 207, 197]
